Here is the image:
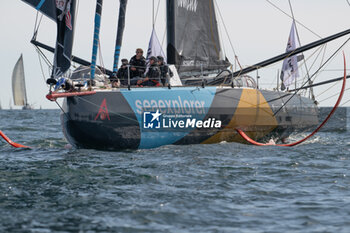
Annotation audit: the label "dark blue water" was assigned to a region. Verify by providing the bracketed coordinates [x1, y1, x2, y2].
[1, 109, 350, 232]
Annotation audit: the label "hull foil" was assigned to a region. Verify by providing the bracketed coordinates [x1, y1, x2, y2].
[61, 87, 318, 150]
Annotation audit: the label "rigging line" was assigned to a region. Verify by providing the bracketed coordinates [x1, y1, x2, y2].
[323, 69, 350, 71]
[152, 0, 154, 27]
[34, 13, 44, 39]
[273, 36, 350, 116]
[319, 43, 327, 73]
[309, 43, 341, 88]
[98, 40, 106, 74]
[37, 50, 49, 87]
[340, 95, 350, 106]
[315, 81, 338, 99]
[160, 0, 166, 52]
[209, 0, 220, 56]
[346, 0, 350, 7]
[33, 11, 39, 37]
[289, 44, 326, 92]
[32, 11, 43, 39]
[214, 0, 238, 58]
[161, 25, 166, 52]
[154, 0, 161, 25]
[317, 85, 349, 103]
[265, 0, 321, 39]
[295, 44, 325, 91]
[216, 5, 227, 58]
[34, 46, 52, 68]
[55, 100, 72, 121]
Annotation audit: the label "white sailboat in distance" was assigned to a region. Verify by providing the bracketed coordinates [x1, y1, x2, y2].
[12, 54, 33, 110]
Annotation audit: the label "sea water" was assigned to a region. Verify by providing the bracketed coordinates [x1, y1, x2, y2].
[0, 109, 349, 232]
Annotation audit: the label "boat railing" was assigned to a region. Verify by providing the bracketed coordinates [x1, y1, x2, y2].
[60, 63, 263, 92]
[102, 64, 261, 89]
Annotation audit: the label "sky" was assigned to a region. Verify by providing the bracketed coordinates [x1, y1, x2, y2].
[1, 0, 350, 109]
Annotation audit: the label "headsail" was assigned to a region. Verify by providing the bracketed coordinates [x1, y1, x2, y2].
[12, 55, 28, 106]
[167, 0, 230, 75]
[22, 0, 76, 78]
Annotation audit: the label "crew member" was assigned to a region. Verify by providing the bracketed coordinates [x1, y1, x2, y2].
[129, 48, 146, 79]
[137, 56, 160, 86]
[157, 56, 173, 86]
[117, 58, 130, 85]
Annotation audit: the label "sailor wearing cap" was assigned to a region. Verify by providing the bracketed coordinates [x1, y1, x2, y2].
[137, 56, 161, 86]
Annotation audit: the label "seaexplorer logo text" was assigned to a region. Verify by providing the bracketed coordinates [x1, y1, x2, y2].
[135, 97, 205, 115]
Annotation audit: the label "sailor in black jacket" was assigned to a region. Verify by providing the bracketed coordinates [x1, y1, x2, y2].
[129, 48, 146, 78]
[157, 56, 173, 86]
[137, 56, 160, 86]
[117, 58, 129, 85]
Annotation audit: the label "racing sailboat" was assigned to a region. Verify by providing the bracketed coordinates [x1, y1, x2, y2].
[12, 54, 33, 110]
[20, 0, 348, 150]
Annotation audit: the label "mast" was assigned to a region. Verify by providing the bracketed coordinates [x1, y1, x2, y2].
[112, 0, 128, 74]
[166, 0, 176, 65]
[91, 0, 103, 80]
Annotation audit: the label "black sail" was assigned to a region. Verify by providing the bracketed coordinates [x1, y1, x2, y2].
[167, 0, 230, 75]
[22, 0, 76, 77]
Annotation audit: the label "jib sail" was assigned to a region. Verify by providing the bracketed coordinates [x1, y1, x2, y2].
[167, 0, 230, 76]
[22, 0, 76, 78]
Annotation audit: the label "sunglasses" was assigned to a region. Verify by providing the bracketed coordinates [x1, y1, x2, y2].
[136, 51, 143, 54]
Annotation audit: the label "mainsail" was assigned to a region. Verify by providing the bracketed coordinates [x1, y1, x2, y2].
[12, 55, 28, 106]
[22, 0, 76, 78]
[167, 0, 230, 75]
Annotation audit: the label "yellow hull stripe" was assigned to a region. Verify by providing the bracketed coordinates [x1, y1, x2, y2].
[202, 89, 278, 144]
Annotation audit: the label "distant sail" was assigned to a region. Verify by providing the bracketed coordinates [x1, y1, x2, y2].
[280, 21, 299, 90]
[12, 55, 27, 106]
[167, 0, 230, 75]
[22, 0, 77, 77]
